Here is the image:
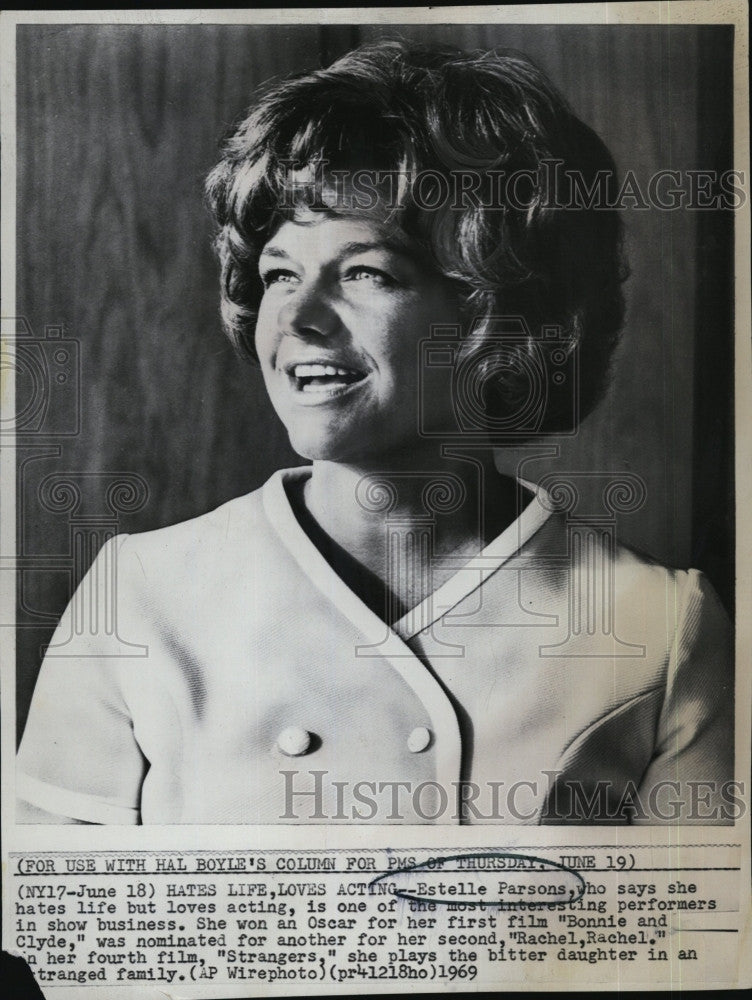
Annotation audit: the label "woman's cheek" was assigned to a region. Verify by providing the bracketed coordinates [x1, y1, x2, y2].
[253, 310, 276, 367]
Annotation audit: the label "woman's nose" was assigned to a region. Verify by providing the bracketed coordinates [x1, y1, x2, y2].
[278, 280, 340, 339]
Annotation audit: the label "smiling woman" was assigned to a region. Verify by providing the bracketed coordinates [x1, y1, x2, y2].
[255, 214, 462, 465]
[16, 39, 733, 826]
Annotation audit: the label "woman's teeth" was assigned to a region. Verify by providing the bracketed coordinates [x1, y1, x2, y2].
[292, 363, 364, 392]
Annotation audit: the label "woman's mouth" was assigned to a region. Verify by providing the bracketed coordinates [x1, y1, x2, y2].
[288, 362, 368, 395]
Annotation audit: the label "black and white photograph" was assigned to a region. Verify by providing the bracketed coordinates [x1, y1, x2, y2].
[2, 4, 750, 995]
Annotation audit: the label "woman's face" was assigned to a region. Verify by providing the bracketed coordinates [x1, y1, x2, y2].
[255, 212, 461, 464]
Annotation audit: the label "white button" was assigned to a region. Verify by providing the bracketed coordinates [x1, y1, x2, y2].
[407, 726, 432, 753]
[277, 727, 312, 756]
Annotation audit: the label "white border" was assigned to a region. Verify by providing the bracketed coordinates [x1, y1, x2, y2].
[1, 4, 750, 993]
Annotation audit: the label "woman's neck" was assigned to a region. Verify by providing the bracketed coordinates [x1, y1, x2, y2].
[300, 452, 521, 595]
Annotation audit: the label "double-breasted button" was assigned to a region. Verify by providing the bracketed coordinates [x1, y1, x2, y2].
[277, 727, 312, 756]
[407, 726, 432, 753]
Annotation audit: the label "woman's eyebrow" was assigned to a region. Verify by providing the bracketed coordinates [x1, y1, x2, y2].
[336, 240, 414, 260]
[258, 246, 291, 261]
[259, 240, 416, 265]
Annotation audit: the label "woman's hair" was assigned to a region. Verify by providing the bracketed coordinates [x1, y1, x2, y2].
[206, 39, 627, 434]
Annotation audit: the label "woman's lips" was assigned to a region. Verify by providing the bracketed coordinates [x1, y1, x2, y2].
[285, 361, 369, 396]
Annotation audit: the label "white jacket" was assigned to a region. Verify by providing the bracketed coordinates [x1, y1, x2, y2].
[17, 467, 734, 825]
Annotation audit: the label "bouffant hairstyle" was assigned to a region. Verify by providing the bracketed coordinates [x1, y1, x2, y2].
[206, 40, 626, 434]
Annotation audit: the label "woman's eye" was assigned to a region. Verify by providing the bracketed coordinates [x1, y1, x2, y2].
[260, 269, 299, 288]
[345, 266, 395, 287]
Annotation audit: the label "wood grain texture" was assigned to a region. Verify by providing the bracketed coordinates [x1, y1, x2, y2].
[15, 24, 734, 737]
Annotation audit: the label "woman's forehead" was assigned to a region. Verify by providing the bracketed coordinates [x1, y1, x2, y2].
[261, 211, 418, 259]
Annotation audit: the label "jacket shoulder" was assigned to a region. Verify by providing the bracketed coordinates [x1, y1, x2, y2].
[527, 512, 725, 615]
[111, 484, 272, 584]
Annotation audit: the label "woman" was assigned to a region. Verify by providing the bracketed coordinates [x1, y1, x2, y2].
[17, 41, 733, 824]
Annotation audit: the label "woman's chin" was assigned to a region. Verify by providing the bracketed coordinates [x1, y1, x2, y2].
[286, 428, 404, 467]
[287, 432, 361, 464]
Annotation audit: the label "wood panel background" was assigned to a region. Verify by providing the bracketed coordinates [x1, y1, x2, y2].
[15, 23, 734, 738]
